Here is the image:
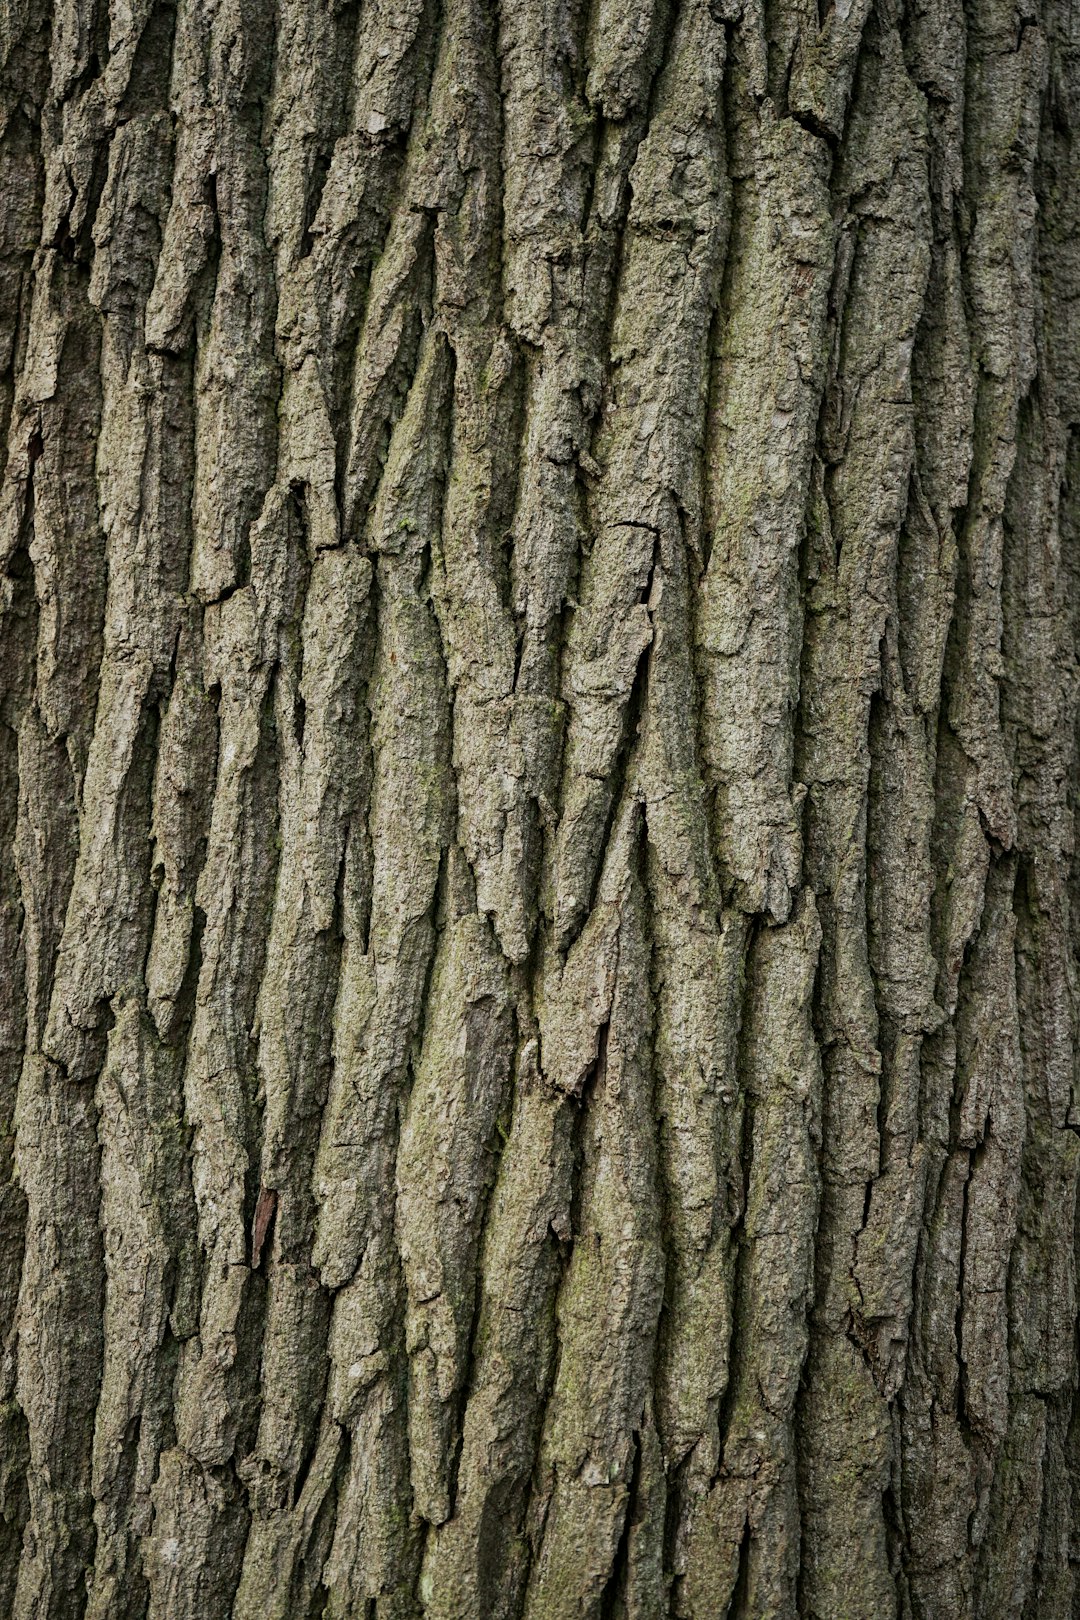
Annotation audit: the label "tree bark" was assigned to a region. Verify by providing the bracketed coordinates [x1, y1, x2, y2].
[1, 0, 1078, 1614]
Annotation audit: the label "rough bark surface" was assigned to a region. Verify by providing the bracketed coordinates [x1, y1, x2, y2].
[0, 0, 1079, 1614]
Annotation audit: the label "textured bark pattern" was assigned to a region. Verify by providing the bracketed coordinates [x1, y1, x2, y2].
[1, 0, 1079, 1613]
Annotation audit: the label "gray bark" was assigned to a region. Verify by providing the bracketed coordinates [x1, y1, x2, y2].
[0, 0, 1078, 1614]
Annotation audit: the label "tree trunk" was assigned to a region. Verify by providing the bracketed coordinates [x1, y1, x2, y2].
[1, 0, 1078, 1614]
